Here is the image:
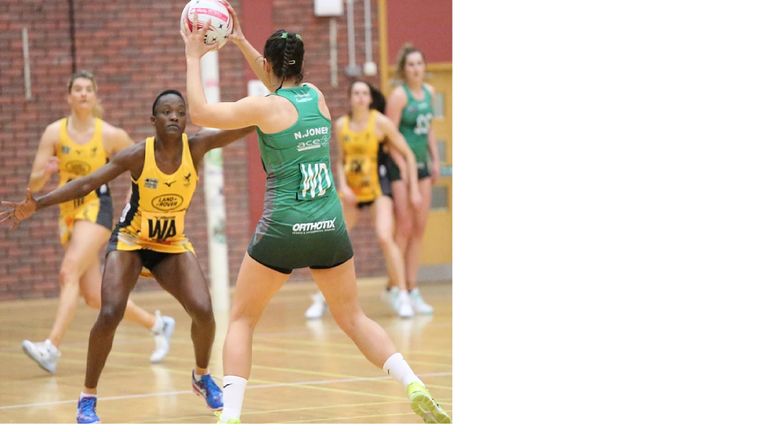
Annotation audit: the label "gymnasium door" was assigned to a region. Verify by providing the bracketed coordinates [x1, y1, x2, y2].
[420, 65, 452, 266]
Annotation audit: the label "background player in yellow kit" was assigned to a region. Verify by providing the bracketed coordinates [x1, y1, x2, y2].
[20, 70, 174, 374]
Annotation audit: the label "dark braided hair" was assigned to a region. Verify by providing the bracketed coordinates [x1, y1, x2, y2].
[264, 29, 305, 90]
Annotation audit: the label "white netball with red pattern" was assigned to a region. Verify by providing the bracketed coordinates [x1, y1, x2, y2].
[180, 0, 233, 49]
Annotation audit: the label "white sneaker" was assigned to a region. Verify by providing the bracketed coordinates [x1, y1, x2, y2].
[380, 287, 400, 313]
[150, 311, 175, 363]
[409, 288, 434, 315]
[21, 339, 60, 374]
[397, 290, 414, 318]
[305, 292, 327, 319]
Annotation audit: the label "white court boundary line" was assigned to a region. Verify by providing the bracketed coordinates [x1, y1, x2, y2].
[0, 371, 452, 411]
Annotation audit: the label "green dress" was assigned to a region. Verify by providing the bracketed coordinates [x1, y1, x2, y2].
[388, 84, 434, 181]
[247, 85, 353, 273]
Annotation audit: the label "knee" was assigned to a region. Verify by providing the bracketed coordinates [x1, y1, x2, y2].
[411, 219, 428, 237]
[97, 303, 125, 329]
[395, 217, 413, 238]
[330, 308, 363, 334]
[187, 299, 214, 325]
[229, 303, 262, 329]
[376, 230, 393, 249]
[58, 264, 79, 287]
[83, 292, 101, 309]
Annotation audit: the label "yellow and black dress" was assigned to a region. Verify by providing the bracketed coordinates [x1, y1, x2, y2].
[56, 117, 113, 245]
[108, 135, 198, 270]
[340, 110, 382, 207]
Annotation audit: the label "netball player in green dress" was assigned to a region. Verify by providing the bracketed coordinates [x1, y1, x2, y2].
[181, 6, 450, 424]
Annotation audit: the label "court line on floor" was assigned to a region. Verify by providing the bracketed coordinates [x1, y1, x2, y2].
[0, 371, 452, 411]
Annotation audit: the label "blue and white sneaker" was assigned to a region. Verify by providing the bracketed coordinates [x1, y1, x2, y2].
[76, 396, 100, 424]
[192, 371, 223, 410]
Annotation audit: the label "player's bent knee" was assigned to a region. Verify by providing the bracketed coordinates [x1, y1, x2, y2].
[97, 304, 126, 328]
[58, 266, 80, 286]
[83, 294, 101, 309]
[187, 300, 214, 324]
[330, 308, 362, 334]
[376, 229, 394, 247]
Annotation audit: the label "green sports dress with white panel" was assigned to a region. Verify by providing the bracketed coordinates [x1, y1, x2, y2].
[247, 84, 353, 273]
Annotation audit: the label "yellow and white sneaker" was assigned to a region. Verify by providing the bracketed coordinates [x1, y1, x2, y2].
[215, 411, 241, 424]
[407, 382, 451, 423]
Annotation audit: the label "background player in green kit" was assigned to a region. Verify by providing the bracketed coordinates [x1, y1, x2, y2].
[385, 43, 441, 315]
[181, 4, 450, 424]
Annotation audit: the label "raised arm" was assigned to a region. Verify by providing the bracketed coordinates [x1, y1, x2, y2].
[1, 144, 140, 228]
[27, 123, 59, 192]
[182, 18, 269, 130]
[222, 1, 269, 82]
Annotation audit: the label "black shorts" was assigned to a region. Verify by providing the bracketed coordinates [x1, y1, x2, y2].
[384, 156, 431, 183]
[357, 200, 375, 209]
[106, 231, 178, 271]
[251, 255, 353, 275]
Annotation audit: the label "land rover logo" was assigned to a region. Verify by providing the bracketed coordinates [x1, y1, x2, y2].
[151, 194, 183, 211]
[64, 160, 91, 176]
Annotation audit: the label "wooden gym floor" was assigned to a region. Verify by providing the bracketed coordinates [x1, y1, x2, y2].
[0, 278, 452, 424]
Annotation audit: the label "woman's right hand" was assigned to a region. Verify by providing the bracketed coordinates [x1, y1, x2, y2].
[0, 189, 38, 229]
[180, 13, 218, 59]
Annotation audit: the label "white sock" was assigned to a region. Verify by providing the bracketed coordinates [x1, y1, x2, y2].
[193, 370, 209, 381]
[220, 375, 248, 421]
[80, 392, 97, 400]
[383, 353, 423, 388]
[151, 313, 163, 333]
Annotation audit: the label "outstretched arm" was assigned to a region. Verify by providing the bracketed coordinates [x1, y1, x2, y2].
[1, 145, 139, 227]
[189, 125, 257, 164]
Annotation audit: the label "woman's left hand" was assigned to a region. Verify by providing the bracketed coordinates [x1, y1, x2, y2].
[180, 13, 218, 59]
[0, 189, 38, 229]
